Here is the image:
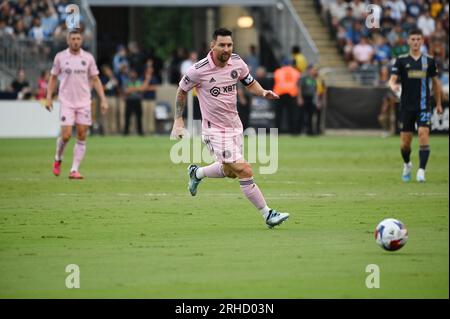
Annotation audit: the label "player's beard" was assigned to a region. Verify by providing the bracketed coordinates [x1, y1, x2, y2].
[219, 53, 230, 63]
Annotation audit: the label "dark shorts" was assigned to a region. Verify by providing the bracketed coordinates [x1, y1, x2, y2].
[399, 109, 431, 132]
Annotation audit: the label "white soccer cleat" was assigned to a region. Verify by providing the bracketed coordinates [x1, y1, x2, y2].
[416, 168, 426, 183]
[265, 210, 290, 228]
[402, 162, 412, 182]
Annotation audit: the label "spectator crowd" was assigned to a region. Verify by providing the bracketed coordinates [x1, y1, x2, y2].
[317, 0, 449, 83]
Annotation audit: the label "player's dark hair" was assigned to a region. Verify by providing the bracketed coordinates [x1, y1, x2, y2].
[408, 29, 423, 37]
[68, 29, 82, 36]
[213, 28, 232, 40]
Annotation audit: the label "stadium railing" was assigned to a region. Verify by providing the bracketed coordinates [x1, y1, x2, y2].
[259, 0, 319, 65]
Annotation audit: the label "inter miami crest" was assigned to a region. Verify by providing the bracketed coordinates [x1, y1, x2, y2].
[230, 70, 238, 79]
[81, 60, 86, 66]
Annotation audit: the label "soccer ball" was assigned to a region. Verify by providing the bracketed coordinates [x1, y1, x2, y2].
[374, 218, 408, 251]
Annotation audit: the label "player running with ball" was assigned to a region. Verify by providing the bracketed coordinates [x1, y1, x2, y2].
[389, 29, 443, 183]
[171, 28, 289, 228]
[45, 29, 108, 179]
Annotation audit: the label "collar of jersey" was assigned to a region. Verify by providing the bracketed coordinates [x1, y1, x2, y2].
[207, 51, 233, 68]
[66, 48, 85, 57]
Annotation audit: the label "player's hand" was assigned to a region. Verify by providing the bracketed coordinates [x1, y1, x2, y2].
[170, 118, 185, 140]
[390, 83, 400, 93]
[297, 97, 304, 106]
[100, 99, 109, 114]
[44, 98, 53, 112]
[436, 104, 444, 115]
[263, 90, 279, 100]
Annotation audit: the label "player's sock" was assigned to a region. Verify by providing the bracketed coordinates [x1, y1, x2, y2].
[196, 162, 225, 179]
[400, 146, 411, 164]
[71, 140, 86, 172]
[55, 137, 67, 161]
[260, 206, 271, 220]
[239, 177, 268, 215]
[419, 145, 430, 169]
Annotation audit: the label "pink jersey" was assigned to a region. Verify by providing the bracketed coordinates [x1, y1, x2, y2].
[179, 51, 255, 134]
[50, 48, 99, 108]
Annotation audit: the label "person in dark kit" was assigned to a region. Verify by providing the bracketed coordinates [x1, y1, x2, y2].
[388, 29, 443, 183]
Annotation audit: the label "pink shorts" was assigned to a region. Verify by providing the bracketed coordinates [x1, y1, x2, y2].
[202, 132, 244, 163]
[60, 105, 92, 126]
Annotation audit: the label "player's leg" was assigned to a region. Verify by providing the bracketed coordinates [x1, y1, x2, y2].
[53, 105, 76, 176]
[187, 134, 227, 196]
[399, 110, 414, 182]
[69, 124, 88, 179]
[416, 126, 430, 182]
[70, 106, 91, 179]
[224, 161, 289, 228]
[53, 125, 72, 176]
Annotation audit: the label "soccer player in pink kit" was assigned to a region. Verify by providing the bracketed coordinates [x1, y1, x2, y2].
[45, 29, 108, 179]
[171, 28, 290, 228]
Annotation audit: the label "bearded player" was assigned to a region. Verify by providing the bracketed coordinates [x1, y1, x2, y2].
[171, 28, 290, 228]
[45, 29, 108, 179]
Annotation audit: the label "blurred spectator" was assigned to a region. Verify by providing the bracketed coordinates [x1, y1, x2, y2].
[28, 16, 45, 43]
[389, 0, 407, 21]
[299, 64, 320, 135]
[53, 20, 68, 51]
[244, 45, 260, 74]
[22, 5, 34, 30]
[142, 65, 160, 134]
[168, 47, 185, 84]
[14, 19, 27, 40]
[273, 59, 301, 134]
[373, 35, 392, 64]
[351, 0, 366, 19]
[113, 45, 129, 75]
[0, 17, 14, 37]
[10, 68, 31, 99]
[407, 0, 424, 18]
[128, 41, 145, 76]
[330, 0, 348, 29]
[391, 37, 409, 57]
[180, 51, 198, 76]
[35, 70, 49, 100]
[350, 36, 374, 70]
[417, 9, 436, 37]
[41, 3, 58, 38]
[100, 65, 120, 135]
[123, 69, 144, 136]
[380, 7, 397, 35]
[292, 45, 308, 73]
[378, 65, 397, 136]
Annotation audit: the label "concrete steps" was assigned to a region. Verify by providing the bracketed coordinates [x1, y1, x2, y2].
[291, 0, 357, 86]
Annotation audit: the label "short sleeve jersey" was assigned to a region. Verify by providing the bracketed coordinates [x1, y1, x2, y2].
[51, 48, 99, 108]
[179, 51, 255, 133]
[391, 54, 438, 111]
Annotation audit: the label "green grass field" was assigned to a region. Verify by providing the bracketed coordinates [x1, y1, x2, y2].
[0, 135, 448, 298]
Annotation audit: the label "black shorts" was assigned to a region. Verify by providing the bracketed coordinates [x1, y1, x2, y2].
[399, 109, 431, 132]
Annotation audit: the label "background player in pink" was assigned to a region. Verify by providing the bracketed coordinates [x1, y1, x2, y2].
[171, 28, 290, 228]
[45, 29, 108, 179]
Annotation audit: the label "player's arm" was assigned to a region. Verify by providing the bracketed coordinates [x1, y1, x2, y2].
[432, 76, 443, 114]
[389, 58, 401, 94]
[170, 87, 188, 139]
[245, 80, 279, 100]
[45, 74, 58, 112]
[388, 74, 400, 93]
[91, 75, 109, 114]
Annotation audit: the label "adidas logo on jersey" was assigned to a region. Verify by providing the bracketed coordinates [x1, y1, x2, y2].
[209, 77, 216, 83]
